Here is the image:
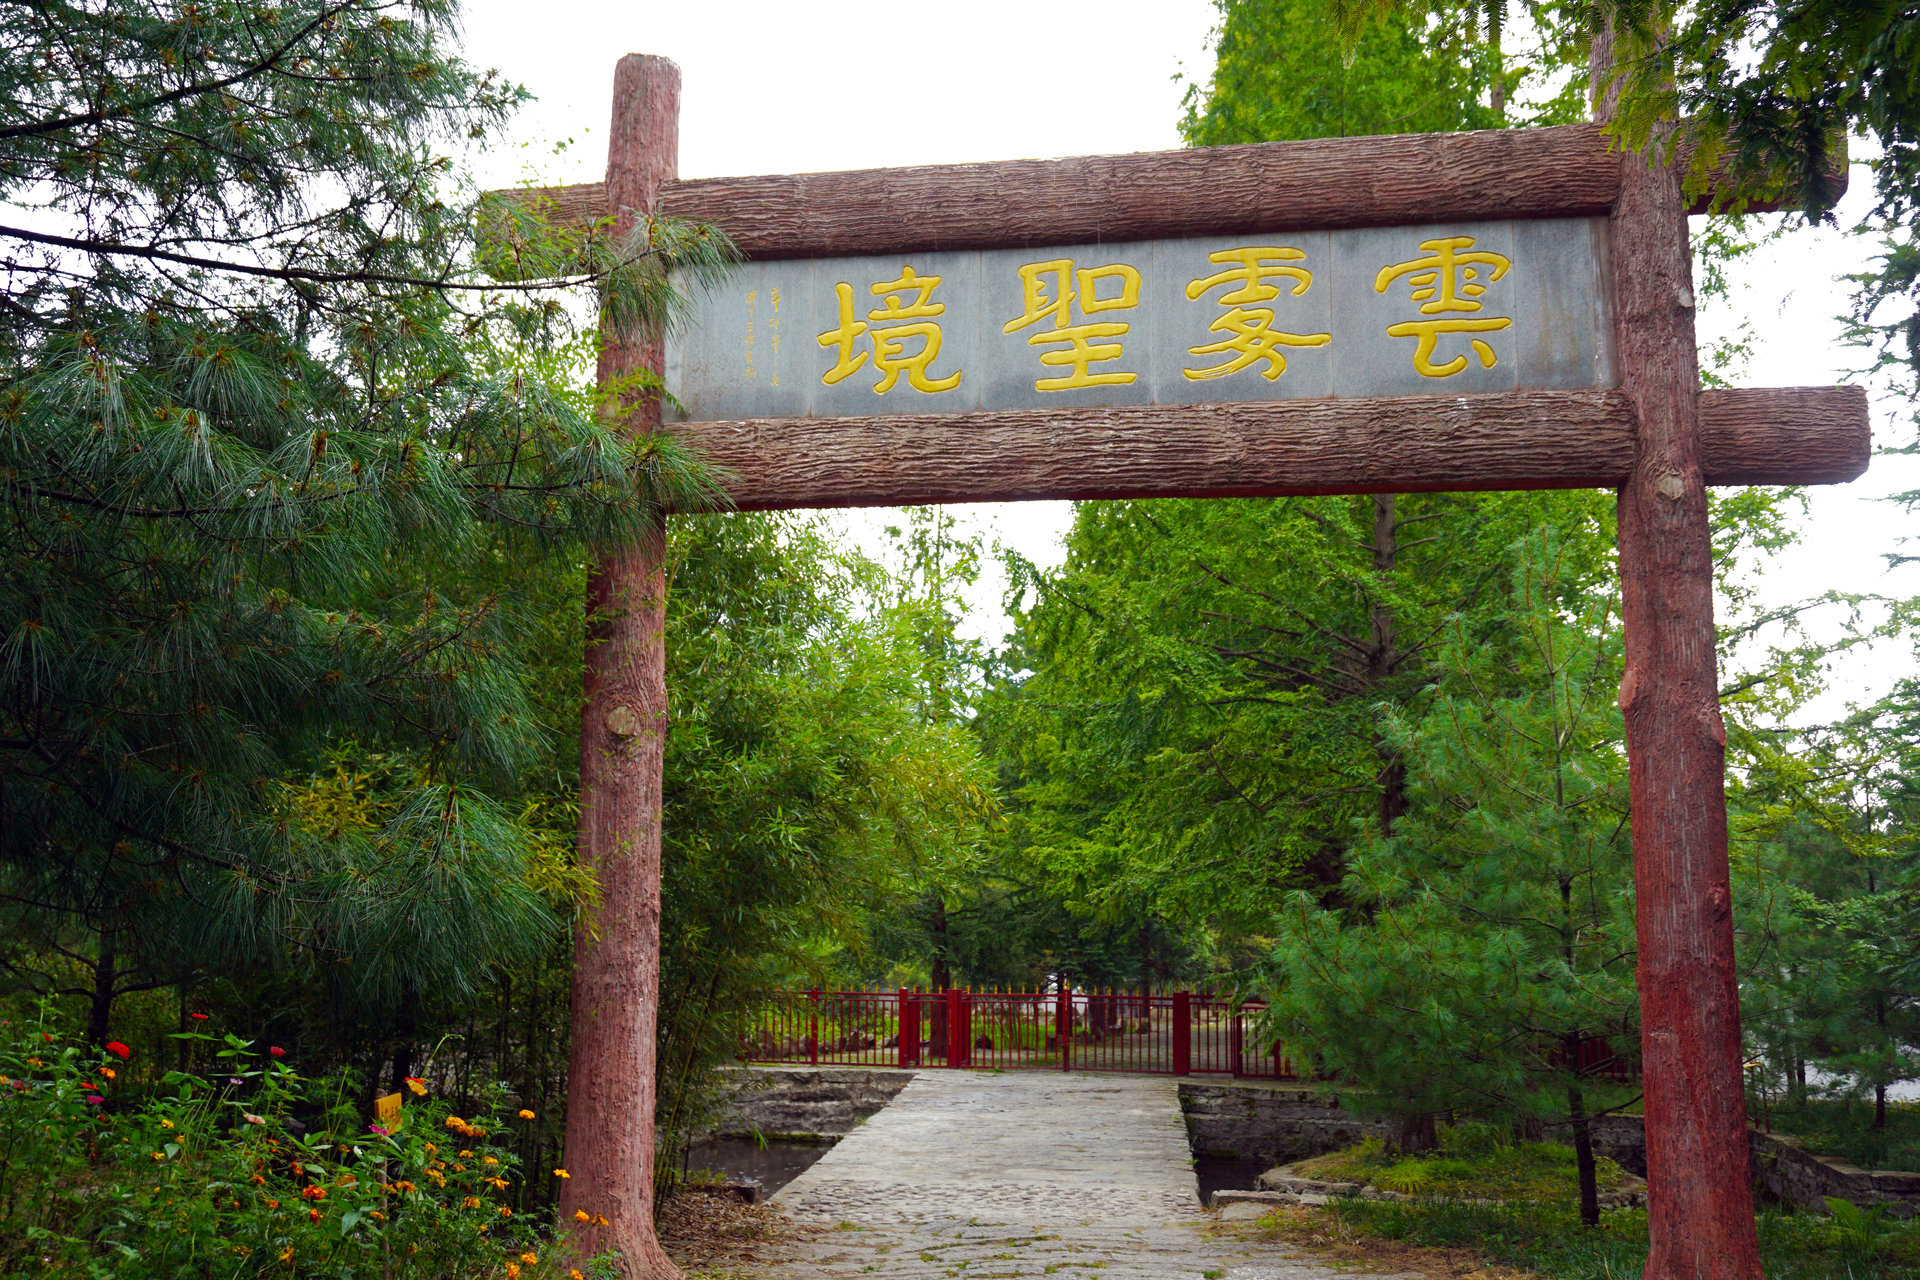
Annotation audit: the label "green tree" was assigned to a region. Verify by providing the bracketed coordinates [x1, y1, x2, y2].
[653, 510, 994, 1180]
[1263, 531, 1639, 1225]
[0, 0, 730, 1009]
[976, 489, 1619, 988]
[1182, 0, 1588, 146]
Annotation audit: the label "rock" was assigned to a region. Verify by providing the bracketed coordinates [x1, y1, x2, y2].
[1219, 1201, 1271, 1221]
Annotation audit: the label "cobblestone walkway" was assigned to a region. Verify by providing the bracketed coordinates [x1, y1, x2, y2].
[757, 1072, 1402, 1280]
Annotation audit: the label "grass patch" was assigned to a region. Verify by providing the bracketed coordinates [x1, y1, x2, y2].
[1289, 1125, 1629, 1203]
[1762, 1097, 1920, 1172]
[1238, 1199, 1920, 1280]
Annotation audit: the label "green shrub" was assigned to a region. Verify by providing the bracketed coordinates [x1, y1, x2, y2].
[1292, 1127, 1625, 1204]
[0, 1008, 564, 1279]
[1314, 1198, 1920, 1279]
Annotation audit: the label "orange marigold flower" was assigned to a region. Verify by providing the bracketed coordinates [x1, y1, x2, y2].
[462, 1196, 481, 1210]
[100, 1068, 116, 1079]
[250, 1175, 266, 1185]
[483, 1156, 499, 1165]
[498, 1207, 512, 1218]
[278, 1247, 294, 1265]
[300, 1185, 326, 1201]
[571, 1271, 586, 1280]
[394, 1180, 415, 1194]
[266, 1199, 280, 1209]
[573, 1210, 591, 1223]
[486, 1176, 509, 1191]
[504, 1265, 521, 1280]
[518, 1109, 535, 1120]
[520, 1252, 538, 1265]
[444, 1116, 465, 1130]
[593, 1215, 609, 1227]
[553, 1168, 570, 1179]
[369, 1210, 386, 1221]
[308, 1208, 322, 1223]
[405, 1076, 427, 1096]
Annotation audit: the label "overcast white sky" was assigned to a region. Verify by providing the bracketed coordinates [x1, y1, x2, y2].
[455, 0, 1919, 718]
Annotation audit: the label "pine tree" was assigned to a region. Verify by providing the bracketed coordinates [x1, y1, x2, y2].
[1263, 531, 1640, 1226]
[0, 1, 731, 1002]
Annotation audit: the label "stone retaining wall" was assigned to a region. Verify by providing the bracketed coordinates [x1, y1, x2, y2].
[1177, 1079, 1394, 1164]
[1588, 1115, 1919, 1217]
[711, 1065, 915, 1139]
[1750, 1131, 1920, 1218]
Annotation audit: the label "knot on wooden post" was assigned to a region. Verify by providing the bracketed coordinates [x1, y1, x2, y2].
[605, 704, 644, 738]
[1654, 471, 1688, 503]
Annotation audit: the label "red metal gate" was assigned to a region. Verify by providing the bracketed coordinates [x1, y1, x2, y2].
[740, 988, 1301, 1078]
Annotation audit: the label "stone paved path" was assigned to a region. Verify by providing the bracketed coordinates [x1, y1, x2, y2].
[757, 1071, 1404, 1280]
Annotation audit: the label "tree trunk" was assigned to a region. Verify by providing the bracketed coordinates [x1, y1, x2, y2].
[390, 983, 416, 1097]
[1138, 917, 1153, 1022]
[1592, 30, 1762, 1280]
[1393, 1112, 1437, 1154]
[85, 927, 117, 1048]
[929, 897, 950, 1058]
[558, 52, 680, 1280]
[1487, 0, 1506, 122]
[1370, 494, 1408, 835]
[1569, 1081, 1601, 1228]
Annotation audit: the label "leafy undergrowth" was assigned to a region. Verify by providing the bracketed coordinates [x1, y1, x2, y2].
[0, 1007, 608, 1280]
[1289, 1125, 1629, 1202]
[1762, 1098, 1920, 1173]
[1235, 1199, 1920, 1280]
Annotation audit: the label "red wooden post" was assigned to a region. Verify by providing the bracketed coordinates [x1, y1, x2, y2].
[808, 988, 820, 1066]
[558, 53, 679, 1278]
[1594, 31, 1762, 1278]
[1229, 1008, 1244, 1079]
[1172, 991, 1191, 1076]
[898, 987, 916, 1069]
[957, 989, 973, 1068]
[1056, 985, 1072, 1072]
[944, 988, 962, 1067]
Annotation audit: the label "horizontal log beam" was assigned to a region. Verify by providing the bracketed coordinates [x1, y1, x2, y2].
[496, 125, 1844, 261]
[665, 385, 1868, 512]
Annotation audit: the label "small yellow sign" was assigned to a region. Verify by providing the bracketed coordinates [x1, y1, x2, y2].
[375, 1092, 404, 1132]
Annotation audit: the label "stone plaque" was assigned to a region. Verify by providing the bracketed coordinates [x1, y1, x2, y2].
[665, 217, 1615, 422]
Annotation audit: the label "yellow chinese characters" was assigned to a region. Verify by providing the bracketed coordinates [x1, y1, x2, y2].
[1183, 246, 1331, 381]
[1002, 259, 1142, 391]
[816, 265, 962, 394]
[1373, 236, 1512, 377]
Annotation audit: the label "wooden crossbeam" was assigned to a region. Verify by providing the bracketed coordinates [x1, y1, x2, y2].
[666, 385, 1868, 512]
[498, 123, 1844, 262]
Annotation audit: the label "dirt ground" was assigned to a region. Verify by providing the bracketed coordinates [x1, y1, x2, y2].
[657, 1190, 820, 1278]
[1218, 1205, 1538, 1280]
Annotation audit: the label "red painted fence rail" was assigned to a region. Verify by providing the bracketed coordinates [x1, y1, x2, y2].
[740, 989, 1300, 1077]
[740, 989, 1640, 1082]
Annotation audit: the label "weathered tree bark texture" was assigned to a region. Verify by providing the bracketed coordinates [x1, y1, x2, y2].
[499, 123, 1841, 261]
[659, 385, 1865, 512]
[559, 53, 681, 1280]
[1595, 31, 1764, 1280]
